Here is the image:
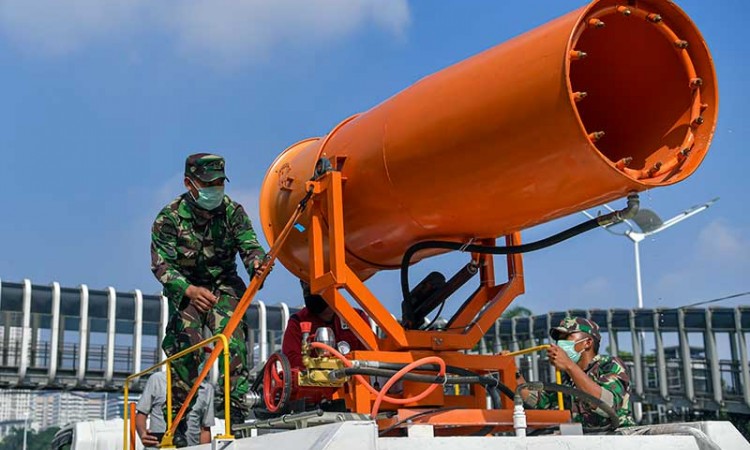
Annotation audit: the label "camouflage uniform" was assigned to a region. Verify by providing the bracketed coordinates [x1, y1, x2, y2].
[526, 317, 635, 428]
[151, 154, 265, 426]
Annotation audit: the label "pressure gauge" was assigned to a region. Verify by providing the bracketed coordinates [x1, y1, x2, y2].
[337, 341, 351, 356]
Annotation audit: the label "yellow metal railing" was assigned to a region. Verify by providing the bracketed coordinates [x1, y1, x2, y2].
[505, 344, 564, 411]
[123, 334, 233, 450]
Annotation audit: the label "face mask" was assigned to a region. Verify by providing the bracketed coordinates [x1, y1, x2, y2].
[557, 338, 587, 363]
[189, 179, 224, 210]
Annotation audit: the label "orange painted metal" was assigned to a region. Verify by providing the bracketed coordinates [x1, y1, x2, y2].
[301, 172, 524, 352]
[129, 403, 136, 450]
[378, 408, 572, 436]
[259, 0, 717, 281]
[247, 0, 717, 430]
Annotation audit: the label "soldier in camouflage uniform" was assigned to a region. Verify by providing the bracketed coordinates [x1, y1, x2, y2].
[519, 316, 635, 428]
[151, 153, 266, 442]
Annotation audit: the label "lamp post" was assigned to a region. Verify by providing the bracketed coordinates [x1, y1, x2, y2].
[583, 197, 718, 309]
[22, 411, 30, 450]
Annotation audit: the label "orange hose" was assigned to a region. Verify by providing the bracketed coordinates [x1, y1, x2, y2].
[308, 342, 446, 418]
[369, 356, 446, 419]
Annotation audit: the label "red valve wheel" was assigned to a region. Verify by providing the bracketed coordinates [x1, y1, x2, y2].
[262, 351, 292, 413]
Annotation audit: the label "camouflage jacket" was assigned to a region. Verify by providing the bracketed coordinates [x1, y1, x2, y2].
[151, 193, 265, 312]
[528, 354, 635, 428]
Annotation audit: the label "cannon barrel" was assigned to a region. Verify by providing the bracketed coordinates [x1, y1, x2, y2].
[259, 0, 718, 281]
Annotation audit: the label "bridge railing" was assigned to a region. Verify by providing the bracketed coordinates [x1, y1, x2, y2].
[2, 278, 750, 416]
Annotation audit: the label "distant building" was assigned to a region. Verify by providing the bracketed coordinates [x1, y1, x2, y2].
[0, 389, 112, 437]
[663, 345, 710, 394]
[0, 390, 33, 425]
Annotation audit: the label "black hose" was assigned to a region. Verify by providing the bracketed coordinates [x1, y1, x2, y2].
[516, 382, 620, 432]
[400, 194, 639, 305]
[335, 363, 511, 409]
[366, 362, 516, 401]
[336, 367, 485, 385]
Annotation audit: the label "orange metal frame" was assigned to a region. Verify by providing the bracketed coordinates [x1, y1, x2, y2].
[378, 408, 571, 436]
[307, 171, 525, 353]
[303, 171, 568, 429]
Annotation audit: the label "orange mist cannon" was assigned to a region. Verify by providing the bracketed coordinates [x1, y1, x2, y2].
[258, 0, 717, 422]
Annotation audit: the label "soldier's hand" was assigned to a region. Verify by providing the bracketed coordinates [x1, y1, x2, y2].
[185, 285, 217, 313]
[547, 344, 573, 372]
[139, 429, 160, 447]
[253, 257, 272, 275]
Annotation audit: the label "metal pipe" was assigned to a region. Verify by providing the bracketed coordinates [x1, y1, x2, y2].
[704, 308, 723, 406]
[18, 279, 31, 385]
[607, 309, 619, 357]
[133, 289, 143, 377]
[258, 300, 268, 363]
[678, 308, 696, 402]
[280, 302, 290, 333]
[654, 310, 669, 401]
[159, 294, 168, 364]
[250, 409, 325, 429]
[105, 287, 117, 385]
[735, 308, 750, 408]
[630, 310, 644, 397]
[47, 282, 61, 385]
[77, 284, 89, 385]
[634, 240, 644, 309]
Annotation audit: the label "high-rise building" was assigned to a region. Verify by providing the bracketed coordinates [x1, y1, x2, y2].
[0, 390, 33, 424]
[0, 389, 111, 438]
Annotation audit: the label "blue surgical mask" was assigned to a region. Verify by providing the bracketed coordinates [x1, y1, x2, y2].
[557, 338, 587, 363]
[189, 180, 224, 210]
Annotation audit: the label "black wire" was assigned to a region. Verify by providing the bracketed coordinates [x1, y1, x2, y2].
[400, 219, 602, 307]
[680, 291, 750, 308]
[378, 406, 463, 436]
[423, 296, 447, 330]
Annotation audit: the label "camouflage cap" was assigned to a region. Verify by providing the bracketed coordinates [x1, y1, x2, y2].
[549, 316, 601, 343]
[185, 153, 228, 183]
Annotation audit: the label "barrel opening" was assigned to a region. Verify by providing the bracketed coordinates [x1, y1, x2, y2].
[569, 12, 695, 179]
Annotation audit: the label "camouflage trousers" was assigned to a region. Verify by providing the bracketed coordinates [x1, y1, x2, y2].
[161, 294, 250, 423]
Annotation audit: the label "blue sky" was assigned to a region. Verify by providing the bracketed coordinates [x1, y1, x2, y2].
[1, 0, 748, 319]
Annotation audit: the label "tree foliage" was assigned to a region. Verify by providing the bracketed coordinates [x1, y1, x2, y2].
[501, 306, 533, 319]
[0, 426, 61, 450]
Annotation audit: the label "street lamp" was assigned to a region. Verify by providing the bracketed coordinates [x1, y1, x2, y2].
[583, 197, 718, 309]
[22, 411, 31, 450]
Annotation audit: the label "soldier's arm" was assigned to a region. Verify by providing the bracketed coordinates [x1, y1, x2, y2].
[589, 360, 630, 417]
[229, 204, 266, 278]
[563, 359, 603, 401]
[151, 213, 191, 303]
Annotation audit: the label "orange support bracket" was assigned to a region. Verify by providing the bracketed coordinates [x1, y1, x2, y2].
[304, 170, 526, 353]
